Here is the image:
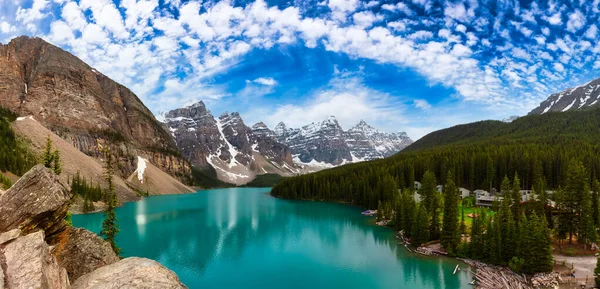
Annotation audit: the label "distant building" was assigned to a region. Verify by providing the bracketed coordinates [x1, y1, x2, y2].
[413, 191, 422, 203]
[458, 187, 471, 199]
[475, 190, 502, 207]
[414, 181, 422, 190]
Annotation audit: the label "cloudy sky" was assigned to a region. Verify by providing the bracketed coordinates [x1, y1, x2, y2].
[1, 0, 598, 139]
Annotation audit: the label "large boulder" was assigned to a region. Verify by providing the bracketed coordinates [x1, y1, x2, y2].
[0, 165, 71, 237]
[72, 257, 187, 289]
[47, 227, 120, 281]
[0, 230, 69, 289]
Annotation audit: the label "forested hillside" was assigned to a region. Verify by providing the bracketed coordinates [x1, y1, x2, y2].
[273, 109, 600, 207]
[271, 109, 600, 273]
[0, 108, 36, 176]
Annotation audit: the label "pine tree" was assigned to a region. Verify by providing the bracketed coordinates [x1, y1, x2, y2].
[412, 203, 430, 246]
[497, 196, 516, 264]
[460, 206, 466, 234]
[486, 156, 495, 193]
[593, 179, 600, 227]
[420, 171, 440, 240]
[400, 188, 415, 236]
[43, 135, 54, 168]
[470, 209, 485, 260]
[100, 147, 121, 256]
[52, 149, 61, 175]
[441, 171, 460, 253]
[511, 173, 521, 224]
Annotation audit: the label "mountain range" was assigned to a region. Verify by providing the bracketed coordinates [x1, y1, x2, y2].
[162, 102, 413, 184]
[529, 78, 600, 114]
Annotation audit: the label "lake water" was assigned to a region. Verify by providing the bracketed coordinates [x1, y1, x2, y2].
[73, 187, 471, 288]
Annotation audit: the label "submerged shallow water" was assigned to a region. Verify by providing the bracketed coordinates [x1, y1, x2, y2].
[73, 187, 471, 288]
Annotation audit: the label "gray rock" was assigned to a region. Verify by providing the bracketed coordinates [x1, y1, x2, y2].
[0, 165, 72, 237]
[72, 257, 187, 289]
[47, 227, 120, 281]
[0, 231, 69, 289]
[0, 229, 21, 245]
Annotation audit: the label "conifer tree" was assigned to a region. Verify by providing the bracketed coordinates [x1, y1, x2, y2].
[43, 135, 54, 168]
[420, 171, 440, 240]
[441, 171, 460, 253]
[593, 179, 600, 227]
[100, 147, 121, 256]
[460, 206, 466, 234]
[485, 156, 495, 193]
[400, 188, 415, 236]
[470, 209, 485, 260]
[511, 173, 521, 224]
[412, 204, 430, 246]
[52, 149, 61, 175]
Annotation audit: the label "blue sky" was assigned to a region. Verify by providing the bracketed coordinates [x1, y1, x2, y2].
[1, 0, 599, 139]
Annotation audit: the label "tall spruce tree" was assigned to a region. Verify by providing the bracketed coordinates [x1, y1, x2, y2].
[441, 171, 460, 253]
[412, 203, 430, 246]
[400, 188, 415, 236]
[43, 135, 54, 168]
[593, 179, 600, 228]
[100, 147, 121, 256]
[420, 171, 440, 240]
[52, 149, 61, 175]
[511, 173, 521, 224]
[470, 209, 485, 260]
[564, 160, 589, 244]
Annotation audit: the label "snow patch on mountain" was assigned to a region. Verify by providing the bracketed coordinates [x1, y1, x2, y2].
[136, 156, 147, 183]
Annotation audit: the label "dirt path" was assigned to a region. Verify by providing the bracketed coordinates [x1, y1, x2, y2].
[554, 254, 596, 279]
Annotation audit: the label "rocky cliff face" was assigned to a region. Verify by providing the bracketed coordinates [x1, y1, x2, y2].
[0, 165, 186, 288]
[0, 36, 190, 181]
[344, 120, 413, 160]
[165, 102, 412, 180]
[275, 117, 413, 167]
[275, 116, 351, 165]
[530, 78, 600, 114]
[164, 101, 297, 184]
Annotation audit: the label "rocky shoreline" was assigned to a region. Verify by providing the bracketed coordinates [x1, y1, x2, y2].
[0, 165, 187, 288]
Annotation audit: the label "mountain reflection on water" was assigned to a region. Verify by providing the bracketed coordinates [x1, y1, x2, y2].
[73, 188, 470, 289]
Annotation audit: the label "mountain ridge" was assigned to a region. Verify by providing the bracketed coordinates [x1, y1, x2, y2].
[163, 101, 413, 183]
[0, 36, 191, 183]
[530, 77, 600, 114]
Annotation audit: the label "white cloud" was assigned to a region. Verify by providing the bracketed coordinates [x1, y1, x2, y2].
[413, 99, 432, 110]
[544, 12, 562, 26]
[0, 22, 16, 34]
[566, 9, 585, 32]
[553, 62, 565, 72]
[250, 77, 277, 86]
[264, 78, 406, 131]
[585, 25, 598, 39]
[15, 0, 50, 27]
[444, 2, 468, 21]
[352, 11, 383, 28]
[381, 3, 412, 15]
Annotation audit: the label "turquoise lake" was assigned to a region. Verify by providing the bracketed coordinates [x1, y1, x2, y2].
[73, 187, 471, 288]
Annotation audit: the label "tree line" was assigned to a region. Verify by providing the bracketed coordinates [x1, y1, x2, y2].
[271, 110, 600, 274]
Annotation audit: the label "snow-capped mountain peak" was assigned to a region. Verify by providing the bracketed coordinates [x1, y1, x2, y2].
[530, 77, 600, 114]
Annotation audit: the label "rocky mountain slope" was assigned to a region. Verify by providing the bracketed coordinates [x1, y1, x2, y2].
[11, 116, 193, 207]
[0, 36, 190, 182]
[275, 117, 413, 168]
[0, 165, 186, 288]
[163, 101, 297, 185]
[164, 102, 412, 182]
[530, 77, 600, 114]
